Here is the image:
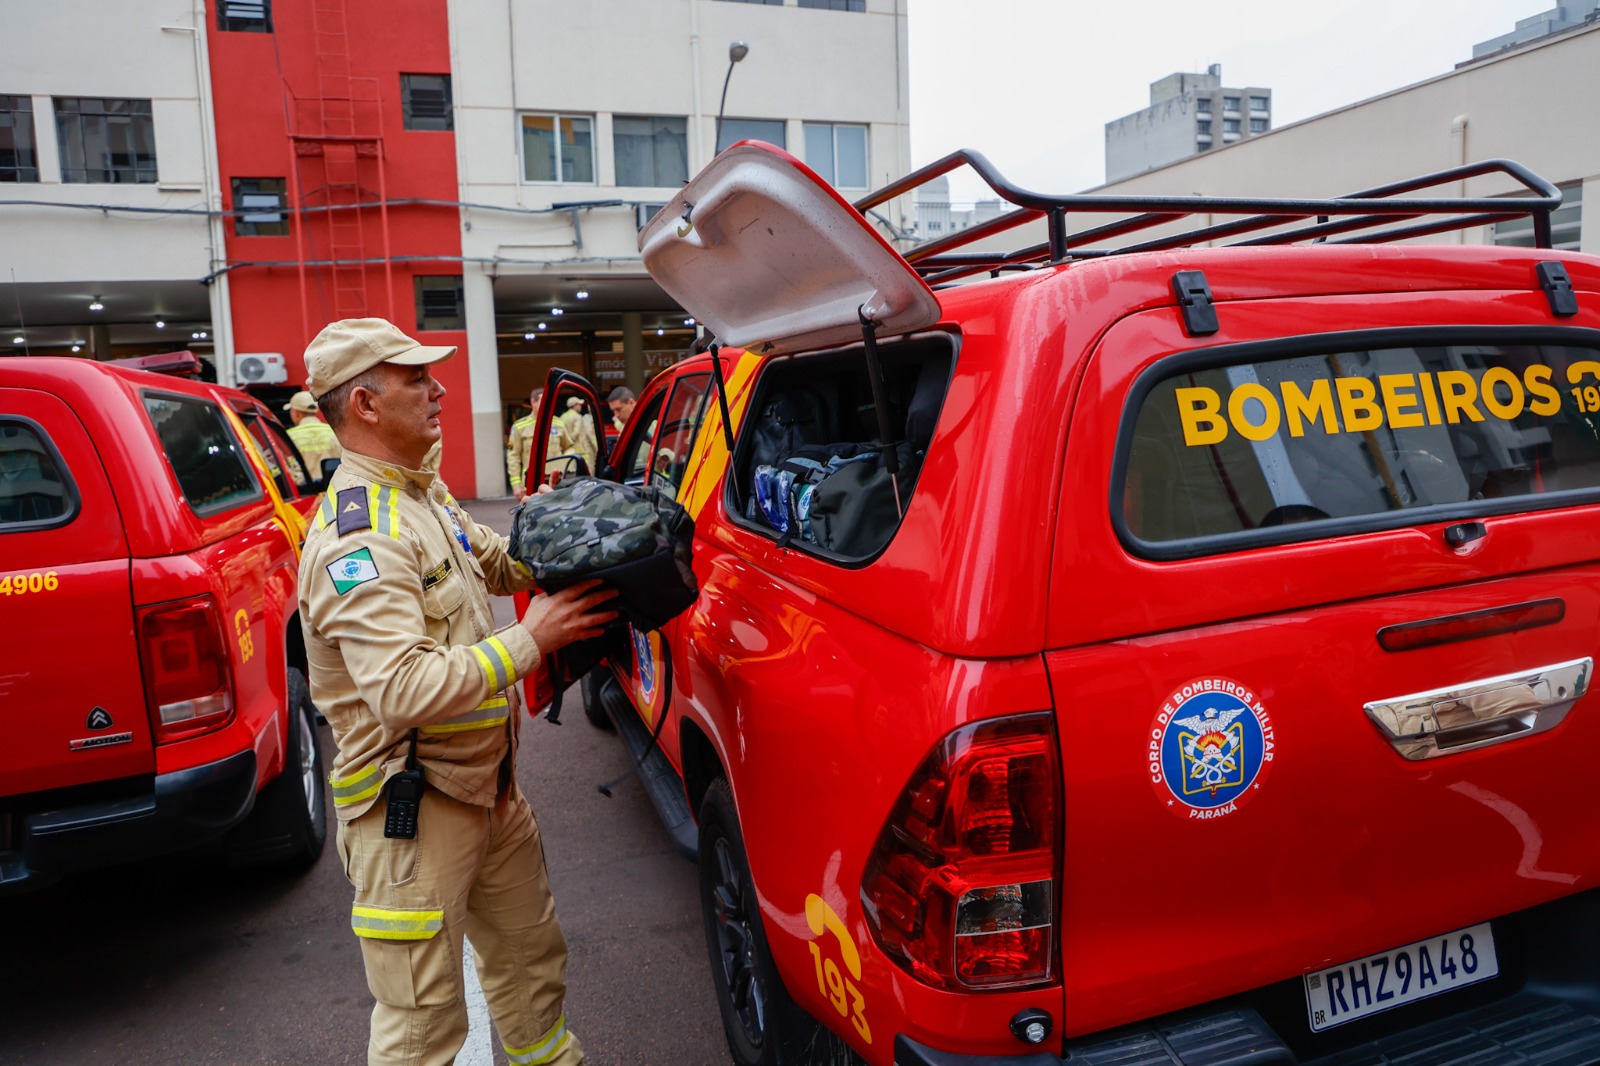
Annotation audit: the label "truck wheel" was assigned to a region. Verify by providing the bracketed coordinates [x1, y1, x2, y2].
[582, 671, 614, 731]
[228, 667, 328, 869]
[698, 779, 862, 1066]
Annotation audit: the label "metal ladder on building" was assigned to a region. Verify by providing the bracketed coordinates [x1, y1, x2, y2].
[285, 0, 395, 336]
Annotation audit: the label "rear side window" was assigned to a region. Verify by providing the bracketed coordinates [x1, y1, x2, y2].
[143, 393, 263, 516]
[1120, 331, 1600, 556]
[647, 373, 711, 498]
[240, 408, 309, 493]
[0, 420, 76, 529]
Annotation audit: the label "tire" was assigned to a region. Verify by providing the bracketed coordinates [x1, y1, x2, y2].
[698, 779, 863, 1066]
[228, 666, 328, 869]
[582, 670, 614, 731]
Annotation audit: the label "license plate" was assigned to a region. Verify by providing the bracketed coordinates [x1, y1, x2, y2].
[1304, 922, 1498, 1032]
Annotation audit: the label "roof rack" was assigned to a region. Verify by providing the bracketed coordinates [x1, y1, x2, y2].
[853, 151, 1563, 285]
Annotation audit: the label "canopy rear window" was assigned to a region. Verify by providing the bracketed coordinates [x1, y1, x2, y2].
[1118, 329, 1600, 558]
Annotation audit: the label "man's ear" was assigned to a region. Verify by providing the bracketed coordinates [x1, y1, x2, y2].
[351, 384, 383, 426]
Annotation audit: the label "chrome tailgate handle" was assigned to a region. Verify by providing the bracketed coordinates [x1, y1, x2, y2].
[1365, 658, 1591, 761]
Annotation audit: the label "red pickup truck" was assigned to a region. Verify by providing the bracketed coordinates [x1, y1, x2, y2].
[0, 356, 326, 893]
[533, 143, 1600, 1066]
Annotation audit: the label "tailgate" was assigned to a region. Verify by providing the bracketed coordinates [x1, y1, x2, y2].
[0, 390, 152, 797]
[1047, 292, 1600, 1036]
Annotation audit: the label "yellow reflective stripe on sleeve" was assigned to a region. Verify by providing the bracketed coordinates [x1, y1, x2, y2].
[329, 763, 383, 806]
[368, 484, 400, 539]
[350, 905, 444, 941]
[505, 1017, 569, 1065]
[470, 637, 514, 690]
[314, 493, 336, 531]
[421, 696, 510, 734]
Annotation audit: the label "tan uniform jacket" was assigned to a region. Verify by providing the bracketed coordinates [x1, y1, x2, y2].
[506, 415, 537, 492]
[556, 409, 598, 476]
[288, 418, 342, 477]
[300, 450, 541, 821]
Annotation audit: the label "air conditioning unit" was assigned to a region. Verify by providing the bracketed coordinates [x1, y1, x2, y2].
[234, 352, 287, 385]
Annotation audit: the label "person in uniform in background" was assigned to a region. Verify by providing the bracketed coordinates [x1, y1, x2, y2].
[298, 318, 615, 1066]
[284, 390, 342, 478]
[605, 387, 635, 436]
[555, 397, 598, 478]
[505, 387, 545, 499]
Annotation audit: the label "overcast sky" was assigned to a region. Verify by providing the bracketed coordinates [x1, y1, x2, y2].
[908, 0, 1553, 202]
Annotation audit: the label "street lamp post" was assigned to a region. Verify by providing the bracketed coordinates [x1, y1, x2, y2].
[714, 40, 750, 155]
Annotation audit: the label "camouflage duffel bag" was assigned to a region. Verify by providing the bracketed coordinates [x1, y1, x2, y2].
[508, 476, 696, 633]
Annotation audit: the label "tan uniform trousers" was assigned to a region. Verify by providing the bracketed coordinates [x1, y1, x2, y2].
[338, 784, 585, 1066]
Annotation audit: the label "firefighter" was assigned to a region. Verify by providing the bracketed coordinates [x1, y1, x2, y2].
[556, 397, 599, 478]
[298, 318, 616, 1066]
[505, 388, 543, 499]
[283, 390, 342, 478]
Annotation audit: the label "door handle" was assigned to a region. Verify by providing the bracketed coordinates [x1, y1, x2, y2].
[1364, 657, 1591, 761]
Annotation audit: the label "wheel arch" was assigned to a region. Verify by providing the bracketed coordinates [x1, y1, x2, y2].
[680, 715, 725, 820]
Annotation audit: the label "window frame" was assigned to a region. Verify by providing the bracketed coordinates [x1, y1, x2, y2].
[1493, 182, 1582, 251]
[140, 391, 265, 518]
[0, 95, 40, 183]
[1111, 325, 1600, 562]
[1249, 118, 1268, 133]
[54, 97, 158, 184]
[401, 73, 454, 132]
[715, 117, 788, 154]
[0, 416, 80, 532]
[1249, 95, 1270, 111]
[643, 372, 714, 499]
[230, 176, 288, 236]
[217, 0, 272, 32]
[616, 385, 672, 485]
[612, 114, 689, 189]
[798, 0, 867, 10]
[803, 121, 870, 191]
[519, 111, 595, 185]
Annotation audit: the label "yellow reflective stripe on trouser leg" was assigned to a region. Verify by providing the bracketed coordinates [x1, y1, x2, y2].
[421, 696, 510, 734]
[329, 763, 383, 807]
[470, 636, 515, 690]
[350, 905, 444, 940]
[369, 483, 400, 539]
[505, 1017, 570, 1065]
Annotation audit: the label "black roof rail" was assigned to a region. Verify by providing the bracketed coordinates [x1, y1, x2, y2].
[854, 150, 1563, 284]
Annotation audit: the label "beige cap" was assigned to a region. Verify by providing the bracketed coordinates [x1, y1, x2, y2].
[304, 318, 455, 399]
[566, 396, 584, 410]
[282, 390, 318, 414]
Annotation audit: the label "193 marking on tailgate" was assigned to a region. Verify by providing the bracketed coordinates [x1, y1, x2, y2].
[1149, 677, 1275, 820]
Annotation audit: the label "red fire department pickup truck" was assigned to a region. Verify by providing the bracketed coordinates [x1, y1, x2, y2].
[533, 143, 1600, 1066]
[0, 355, 327, 894]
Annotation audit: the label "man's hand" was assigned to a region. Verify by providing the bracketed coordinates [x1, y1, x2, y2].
[520, 579, 619, 655]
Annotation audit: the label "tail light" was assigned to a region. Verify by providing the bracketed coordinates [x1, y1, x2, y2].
[861, 712, 1059, 990]
[138, 596, 234, 743]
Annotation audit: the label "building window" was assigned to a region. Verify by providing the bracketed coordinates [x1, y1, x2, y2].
[218, 0, 272, 32]
[1223, 118, 1241, 134]
[1196, 120, 1211, 135]
[1196, 97, 1211, 114]
[231, 177, 288, 236]
[0, 96, 39, 183]
[1249, 118, 1268, 133]
[1249, 95, 1269, 111]
[521, 113, 594, 183]
[55, 98, 157, 184]
[613, 116, 688, 187]
[803, 122, 868, 189]
[1492, 182, 1582, 251]
[414, 276, 465, 331]
[1222, 96, 1241, 112]
[799, 0, 866, 9]
[718, 0, 783, 4]
[401, 74, 453, 132]
[716, 117, 786, 154]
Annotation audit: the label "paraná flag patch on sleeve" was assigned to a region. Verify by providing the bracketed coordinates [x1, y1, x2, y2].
[328, 547, 380, 594]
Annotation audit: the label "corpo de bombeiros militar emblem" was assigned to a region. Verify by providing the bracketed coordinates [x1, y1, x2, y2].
[1149, 677, 1275, 821]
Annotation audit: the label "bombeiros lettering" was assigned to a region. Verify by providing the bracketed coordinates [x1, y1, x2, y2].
[1171, 361, 1596, 447]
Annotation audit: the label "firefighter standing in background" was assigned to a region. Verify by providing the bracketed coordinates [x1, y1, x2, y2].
[297, 318, 616, 1066]
[284, 390, 342, 477]
[505, 388, 544, 499]
[556, 397, 598, 477]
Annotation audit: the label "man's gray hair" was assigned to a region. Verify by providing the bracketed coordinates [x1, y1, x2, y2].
[607, 386, 635, 403]
[318, 369, 384, 433]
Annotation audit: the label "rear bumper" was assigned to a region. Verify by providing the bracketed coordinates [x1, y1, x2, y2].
[894, 889, 1600, 1066]
[0, 749, 258, 895]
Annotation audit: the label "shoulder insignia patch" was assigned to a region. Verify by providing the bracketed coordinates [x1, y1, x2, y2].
[336, 486, 372, 537]
[327, 547, 380, 595]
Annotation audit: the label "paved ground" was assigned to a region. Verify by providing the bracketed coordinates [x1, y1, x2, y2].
[0, 496, 727, 1065]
